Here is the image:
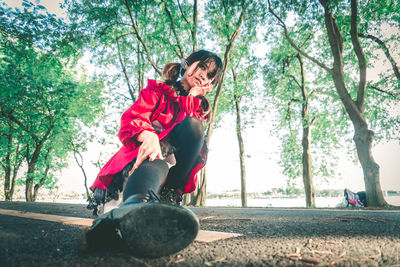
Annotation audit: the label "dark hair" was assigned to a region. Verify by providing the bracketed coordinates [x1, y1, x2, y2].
[162, 50, 223, 122]
[162, 50, 223, 86]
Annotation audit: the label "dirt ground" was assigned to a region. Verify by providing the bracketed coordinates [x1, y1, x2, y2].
[1, 201, 399, 266]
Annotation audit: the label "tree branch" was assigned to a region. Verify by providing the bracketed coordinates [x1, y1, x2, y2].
[350, 0, 367, 112]
[268, 0, 332, 74]
[286, 98, 302, 121]
[116, 31, 135, 40]
[0, 110, 39, 143]
[192, 0, 198, 52]
[310, 117, 317, 126]
[359, 33, 400, 82]
[309, 90, 336, 99]
[162, 0, 184, 58]
[231, 66, 242, 102]
[297, 53, 307, 102]
[115, 91, 132, 102]
[318, 0, 344, 69]
[177, 0, 189, 24]
[116, 37, 135, 101]
[289, 75, 302, 89]
[318, 0, 365, 126]
[369, 84, 399, 98]
[124, 0, 161, 75]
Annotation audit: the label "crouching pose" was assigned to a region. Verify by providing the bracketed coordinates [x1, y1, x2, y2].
[84, 50, 223, 258]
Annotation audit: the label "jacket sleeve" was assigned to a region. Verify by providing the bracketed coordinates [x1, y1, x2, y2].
[118, 88, 160, 147]
[179, 95, 204, 120]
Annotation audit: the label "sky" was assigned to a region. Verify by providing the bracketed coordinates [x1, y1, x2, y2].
[5, 0, 400, 196]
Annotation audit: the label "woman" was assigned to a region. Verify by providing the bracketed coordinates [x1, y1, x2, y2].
[84, 50, 223, 258]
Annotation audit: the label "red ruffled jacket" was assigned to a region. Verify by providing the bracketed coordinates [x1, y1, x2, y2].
[90, 80, 208, 194]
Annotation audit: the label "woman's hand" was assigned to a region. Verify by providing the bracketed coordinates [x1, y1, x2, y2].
[188, 83, 213, 96]
[132, 130, 163, 171]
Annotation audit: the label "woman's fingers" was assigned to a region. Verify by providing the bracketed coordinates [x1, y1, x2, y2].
[132, 141, 163, 169]
[205, 83, 213, 93]
[132, 147, 149, 170]
[149, 148, 163, 161]
[190, 83, 213, 96]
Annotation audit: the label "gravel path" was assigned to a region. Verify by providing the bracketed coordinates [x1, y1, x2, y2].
[1, 201, 399, 266]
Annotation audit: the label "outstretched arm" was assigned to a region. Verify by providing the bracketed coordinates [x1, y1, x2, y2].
[118, 87, 163, 171]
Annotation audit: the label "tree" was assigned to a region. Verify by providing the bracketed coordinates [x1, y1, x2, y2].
[267, 0, 400, 207]
[230, 59, 258, 207]
[264, 28, 348, 207]
[213, 17, 259, 207]
[188, 0, 251, 206]
[0, 2, 105, 201]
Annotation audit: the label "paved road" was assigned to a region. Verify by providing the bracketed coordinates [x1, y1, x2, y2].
[1, 201, 399, 266]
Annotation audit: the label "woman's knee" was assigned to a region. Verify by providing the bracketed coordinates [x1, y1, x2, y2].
[180, 117, 204, 137]
[138, 159, 169, 175]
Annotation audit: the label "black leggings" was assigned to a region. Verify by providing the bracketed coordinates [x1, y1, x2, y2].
[123, 117, 204, 201]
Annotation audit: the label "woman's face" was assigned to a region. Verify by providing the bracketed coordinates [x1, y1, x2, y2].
[181, 60, 216, 91]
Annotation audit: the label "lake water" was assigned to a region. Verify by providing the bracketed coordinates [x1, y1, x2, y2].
[206, 195, 400, 208]
[44, 195, 400, 208]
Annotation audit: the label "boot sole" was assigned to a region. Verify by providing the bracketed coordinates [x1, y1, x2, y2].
[118, 203, 199, 258]
[83, 216, 123, 252]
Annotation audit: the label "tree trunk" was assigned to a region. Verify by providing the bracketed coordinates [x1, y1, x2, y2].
[32, 150, 52, 202]
[32, 177, 46, 202]
[25, 127, 53, 202]
[7, 144, 23, 201]
[190, 169, 206, 206]
[10, 161, 20, 200]
[182, 193, 190, 206]
[25, 143, 41, 202]
[4, 124, 13, 200]
[3, 125, 23, 201]
[234, 96, 247, 207]
[25, 164, 35, 202]
[302, 124, 314, 207]
[189, 178, 199, 205]
[353, 128, 386, 206]
[4, 171, 11, 200]
[72, 143, 90, 198]
[197, 169, 207, 206]
[297, 54, 315, 208]
[4, 166, 12, 201]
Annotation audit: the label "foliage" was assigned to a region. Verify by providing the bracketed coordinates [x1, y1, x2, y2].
[263, 30, 341, 187]
[0, 1, 105, 200]
[2, 0, 400, 203]
[65, 0, 201, 105]
[263, 0, 400, 191]
[205, 0, 262, 128]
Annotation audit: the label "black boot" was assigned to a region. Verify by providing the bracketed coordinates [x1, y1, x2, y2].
[82, 160, 199, 258]
[117, 192, 199, 258]
[160, 185, 184, 206]
[83, 191, 199, 258]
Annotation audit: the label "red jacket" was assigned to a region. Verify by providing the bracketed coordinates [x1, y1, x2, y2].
[90, 80, 208, 194]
